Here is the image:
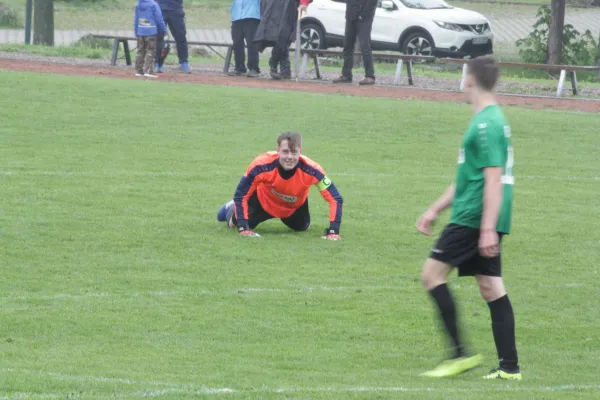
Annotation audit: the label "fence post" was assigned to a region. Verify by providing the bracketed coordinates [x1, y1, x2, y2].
[393, 59, 403, 85]
[556, 69, 566, 97]
[459, 63, 468, 91]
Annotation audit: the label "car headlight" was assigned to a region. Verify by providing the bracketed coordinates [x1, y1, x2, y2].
[433, 21, 463, 32]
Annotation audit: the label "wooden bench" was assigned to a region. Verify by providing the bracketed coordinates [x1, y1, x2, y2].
[439, 57, 600, 97]
[299, 49, 435, 85]
[91, 34, 237, 73]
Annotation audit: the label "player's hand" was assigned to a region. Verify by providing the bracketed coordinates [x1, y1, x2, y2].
[416, 209, 437, 236]
[479, 229, 499, 258]
[239, 230, 261, 238]
[322, 233, 342, 241]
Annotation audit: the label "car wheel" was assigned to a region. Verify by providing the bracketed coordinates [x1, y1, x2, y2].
[401, 32, 435, 57]
[300, 23, 325, 50]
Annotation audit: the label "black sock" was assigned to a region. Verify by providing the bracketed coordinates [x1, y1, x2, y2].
[488, 295, 519, 372]
[429, 284, 464, 358]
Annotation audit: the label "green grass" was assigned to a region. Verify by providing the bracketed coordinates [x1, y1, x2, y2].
[0, 43, 111, 59]
[33, 0, 567, 30]
[1, 71, 600, 399]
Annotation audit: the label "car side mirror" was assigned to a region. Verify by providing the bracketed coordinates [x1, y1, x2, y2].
[381, 0, 395, 10]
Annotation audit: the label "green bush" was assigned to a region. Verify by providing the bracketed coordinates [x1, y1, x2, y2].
[516, 5, 598, 66]
[0, 3, 22, 28]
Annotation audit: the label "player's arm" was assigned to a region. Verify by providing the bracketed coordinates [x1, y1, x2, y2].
[416, 185, 455, 236]
[481, 167, 503, 232]
[232, 162, 264, 234]
[316, 176, 343, 239]
[477, 122, 507, 257]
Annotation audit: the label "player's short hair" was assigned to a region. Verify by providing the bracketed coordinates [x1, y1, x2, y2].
[277, 131, 302, 151]
[467, 56, 500, 91]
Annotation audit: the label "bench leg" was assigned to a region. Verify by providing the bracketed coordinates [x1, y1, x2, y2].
[299, 53, 309, 80]
[570, 71, 578, 96]
[224, 46, 233, 73]
[111, 39, 119, 66]
[459, 63, 468, 91]
[123, 40, 131, 66]
[556, 69, 566, 97]
[406, 60, 414, 86]
[312, 55, 321, 80]
[393, 59, 403, 85]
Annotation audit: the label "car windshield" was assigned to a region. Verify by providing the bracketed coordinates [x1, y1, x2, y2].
[399, 0, 453, 9]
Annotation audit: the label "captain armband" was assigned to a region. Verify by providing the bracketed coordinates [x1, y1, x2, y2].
[316, 176, 332, 191]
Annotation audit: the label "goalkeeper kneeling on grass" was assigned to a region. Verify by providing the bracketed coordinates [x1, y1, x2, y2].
[217, 132, 344, 240]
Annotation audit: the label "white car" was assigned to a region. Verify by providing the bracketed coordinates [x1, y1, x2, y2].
[300, 0, 494, 58]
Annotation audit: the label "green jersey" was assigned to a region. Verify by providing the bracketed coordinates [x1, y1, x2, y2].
[450, 104, 514, 233]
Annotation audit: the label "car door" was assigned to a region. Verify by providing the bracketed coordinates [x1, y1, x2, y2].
[371, 0, 402, 47]
[314, 0, 347, 37]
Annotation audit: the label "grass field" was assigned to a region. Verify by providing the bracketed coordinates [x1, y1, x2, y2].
[1, 71, 600, 399]
[1, 0, 559, 30]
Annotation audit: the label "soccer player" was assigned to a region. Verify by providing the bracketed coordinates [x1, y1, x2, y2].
[416, 56, 521, 380]
[217, 132, 343, 240]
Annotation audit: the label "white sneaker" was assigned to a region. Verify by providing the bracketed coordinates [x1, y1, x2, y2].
[135, 73, 144, 77]
[144, 73, 158, 78]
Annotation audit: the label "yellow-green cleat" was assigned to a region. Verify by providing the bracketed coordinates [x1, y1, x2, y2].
[483, 368, 522, 380]
[420, 353, 484, 377]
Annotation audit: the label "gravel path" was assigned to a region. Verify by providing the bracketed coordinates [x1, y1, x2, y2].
[3, 51, 599, 99]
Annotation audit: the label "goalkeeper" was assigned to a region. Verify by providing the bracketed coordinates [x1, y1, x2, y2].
[217, 132, 344, 240]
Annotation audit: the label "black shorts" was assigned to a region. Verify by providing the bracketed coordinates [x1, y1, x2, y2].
[430, 223, 505, 277]
[232, 192, 310, 231]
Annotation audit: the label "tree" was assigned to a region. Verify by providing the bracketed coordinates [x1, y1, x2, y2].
[33, 0, 53, 46]
[547, 0, 566, 64]
[597, 30, 600, 78]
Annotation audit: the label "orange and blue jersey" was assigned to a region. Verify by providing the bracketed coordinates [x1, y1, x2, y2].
[233, 151, 343, 231]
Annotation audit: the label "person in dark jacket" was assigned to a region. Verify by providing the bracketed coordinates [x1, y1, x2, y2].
[155, 0, 191, 73]
[229, 0, 261, 77]
[253, 0, 310, 80]
[134, 0, 168, 77]
[333, 0, 378, 85]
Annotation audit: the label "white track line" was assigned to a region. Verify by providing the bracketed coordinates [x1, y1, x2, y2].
[2, 282, 593, 303]
[1, 286, 398, 302]
[2, 369, 600, 398]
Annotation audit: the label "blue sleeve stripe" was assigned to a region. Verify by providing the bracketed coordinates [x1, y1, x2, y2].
[327, 183, 343, 222]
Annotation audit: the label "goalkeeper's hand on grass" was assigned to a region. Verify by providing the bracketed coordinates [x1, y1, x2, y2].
[239, 229, 261, 238]
[322, 228, 342, 241]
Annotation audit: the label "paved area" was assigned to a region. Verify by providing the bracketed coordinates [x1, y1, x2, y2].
[1, 9, 599, 47]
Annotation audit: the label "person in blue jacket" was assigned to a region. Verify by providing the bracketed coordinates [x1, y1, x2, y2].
[134, 0, 168, 77]
[155, 0, 191, 73]
[228, 0, 261, 77]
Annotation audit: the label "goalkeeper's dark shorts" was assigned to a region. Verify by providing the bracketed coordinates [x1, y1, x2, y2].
[230, 192, 310, 231]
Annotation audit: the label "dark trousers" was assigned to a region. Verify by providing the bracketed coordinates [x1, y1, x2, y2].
[232, 192, 311, 231]
[341, 16, 375, 79]
[231, 18, 260, 73]
[270, 44, 291, 75]
[156, 9, 188, 65]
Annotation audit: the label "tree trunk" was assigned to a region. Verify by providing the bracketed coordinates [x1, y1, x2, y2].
[547, 0, 566, 65]
[592, 0, 600, 6]
[597, 30, 600, 78]
[33, 0, 53, 46]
